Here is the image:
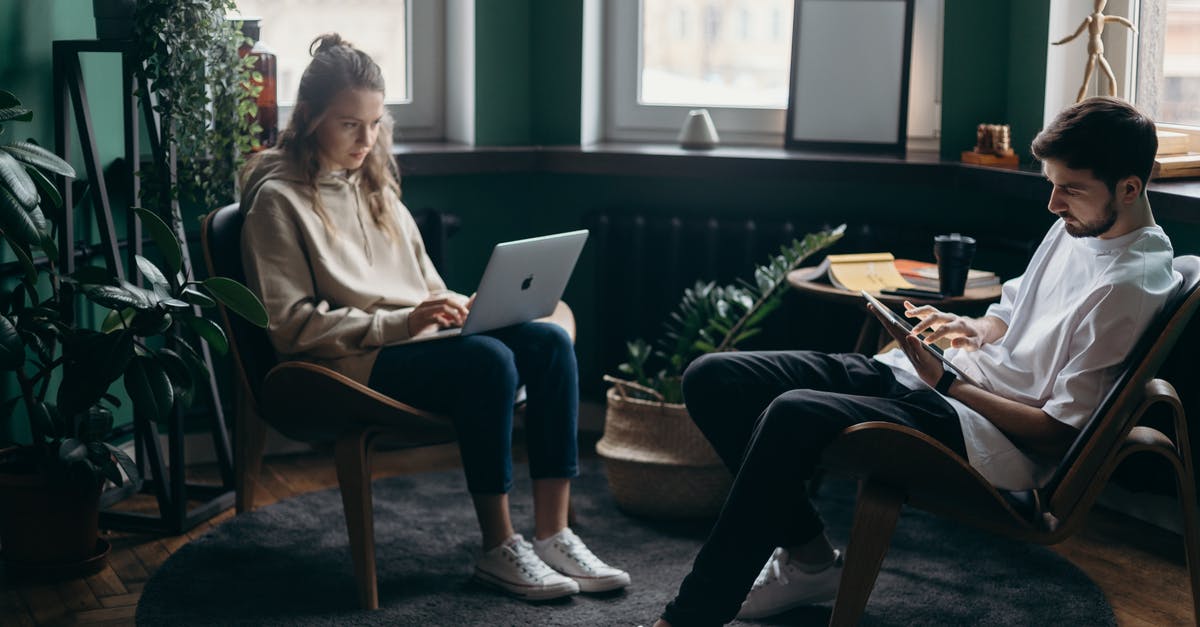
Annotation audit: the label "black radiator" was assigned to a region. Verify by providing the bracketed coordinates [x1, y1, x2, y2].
[585, 211, 843, 384]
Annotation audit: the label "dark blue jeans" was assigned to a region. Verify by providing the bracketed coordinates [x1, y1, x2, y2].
[662, 350, 965, 627]
[367, 322, 579, 494]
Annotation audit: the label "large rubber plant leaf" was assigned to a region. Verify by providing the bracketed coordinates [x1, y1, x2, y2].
[24, 165, 61, 209]
[27, 205, 47, 239]
[100, 308, 136, 334]
[0, 150, 38, 208]
[104, 443, 139, 485]
[85, 284, 148, 311]
[156, 348, 194, 406]
[0, 232, 35, 286]
[0, 90, 20, 108]
[134, 254, 170, 292]
[58, 438, 87, 463]
[184, 315, 228, 355]
[132, 207, 181, 276]
[202, 277, 268, 328]
[0, 185, 41, 245]
[1, 141, 75, 177]
[181, 287, 216, 308]
[124, 354, 174, 423]
[0, 314, 23, 370]
[0, 107, 32, 123]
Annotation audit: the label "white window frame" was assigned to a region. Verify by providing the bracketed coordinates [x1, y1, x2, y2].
[391, 0, 445, 142]
[1134, 0, 1200, 152]
[274, 0, 445, 142]
[602, 0, 943, 147]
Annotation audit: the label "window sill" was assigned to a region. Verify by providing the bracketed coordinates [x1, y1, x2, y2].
[391, 142, 1200, 223]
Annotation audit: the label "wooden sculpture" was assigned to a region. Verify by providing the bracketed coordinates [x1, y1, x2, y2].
[1053, 0, 1137, 102]
[962, 123, 1017, 169]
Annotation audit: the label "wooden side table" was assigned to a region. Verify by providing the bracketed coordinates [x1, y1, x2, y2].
[787, 265, 1004, 354]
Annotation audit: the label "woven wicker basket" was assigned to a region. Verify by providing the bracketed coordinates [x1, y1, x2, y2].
[596, 379, 732, 519]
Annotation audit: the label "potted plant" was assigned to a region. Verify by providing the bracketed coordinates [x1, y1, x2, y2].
[598, 225, 845, 518]
[0, 90, 268, 580]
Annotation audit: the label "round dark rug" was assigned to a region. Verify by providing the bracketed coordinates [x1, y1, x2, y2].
[136, 459, 1113, 626]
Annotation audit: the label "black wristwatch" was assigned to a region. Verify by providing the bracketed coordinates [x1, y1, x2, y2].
[935, 370, 957, 396]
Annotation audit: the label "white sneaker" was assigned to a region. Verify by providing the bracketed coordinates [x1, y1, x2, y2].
[532, 528, 631, 593]
[474, 534, 581, 601]
[735, 548, 843, 620]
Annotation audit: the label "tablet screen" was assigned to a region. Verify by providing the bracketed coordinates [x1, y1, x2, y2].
[859, 290, 982, 388]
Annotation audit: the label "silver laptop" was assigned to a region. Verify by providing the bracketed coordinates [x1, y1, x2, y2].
[393, 229, 589, 344]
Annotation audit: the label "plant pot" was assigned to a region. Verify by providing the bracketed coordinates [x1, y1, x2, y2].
[596, 387, 732, 519]
[0, 459, 107, 581]
[92, 0, 136, 40]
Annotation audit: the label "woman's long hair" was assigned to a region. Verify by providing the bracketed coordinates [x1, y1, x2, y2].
[248, 33, 401, 239]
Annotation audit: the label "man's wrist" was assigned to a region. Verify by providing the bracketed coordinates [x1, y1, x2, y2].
[935, 370, 957, 396]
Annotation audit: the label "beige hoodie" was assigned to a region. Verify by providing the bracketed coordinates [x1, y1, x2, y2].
[239, 150, 453, 383]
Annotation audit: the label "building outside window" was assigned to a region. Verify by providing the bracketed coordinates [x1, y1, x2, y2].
[232, 0, 443, 141]
[1156, 0, 1200, 126]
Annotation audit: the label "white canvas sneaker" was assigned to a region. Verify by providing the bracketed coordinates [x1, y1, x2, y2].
[735, 548, 843, 620]
[474, 534, 581, 601]
[532, 528, 632, 592]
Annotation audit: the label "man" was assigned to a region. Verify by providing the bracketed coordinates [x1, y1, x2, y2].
[653, 97, 1179, 627]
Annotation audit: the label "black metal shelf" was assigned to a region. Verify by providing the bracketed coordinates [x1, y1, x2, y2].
[53, 38, 233, 536]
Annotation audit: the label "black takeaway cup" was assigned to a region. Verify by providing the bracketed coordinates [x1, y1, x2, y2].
[934, 233, 977, 297]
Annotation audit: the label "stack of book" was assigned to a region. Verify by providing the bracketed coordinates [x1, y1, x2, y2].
[1155, 130, 1200, 179]
[893, 258, 1000, 290]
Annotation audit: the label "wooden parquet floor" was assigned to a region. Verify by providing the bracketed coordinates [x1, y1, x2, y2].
[0, 437, 1194, 626]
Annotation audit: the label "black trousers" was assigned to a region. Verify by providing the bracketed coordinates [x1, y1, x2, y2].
[662, 350, 966, 627]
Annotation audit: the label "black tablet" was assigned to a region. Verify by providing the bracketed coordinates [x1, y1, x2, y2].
[861, 290, 983, 388]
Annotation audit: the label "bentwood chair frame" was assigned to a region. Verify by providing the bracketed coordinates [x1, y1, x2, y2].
[821, 255, 1200, 626]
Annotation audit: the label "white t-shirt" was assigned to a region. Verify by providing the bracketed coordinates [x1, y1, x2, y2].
[874, 219, 1178, 490]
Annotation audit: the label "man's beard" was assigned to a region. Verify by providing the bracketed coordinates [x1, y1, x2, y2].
[1063, 200, 1120, 238]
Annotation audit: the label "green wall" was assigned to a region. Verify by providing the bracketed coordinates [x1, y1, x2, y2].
[940, 0, 1050, 164]
[0, 0, 125, 169]
[5, 0, 1193, 440]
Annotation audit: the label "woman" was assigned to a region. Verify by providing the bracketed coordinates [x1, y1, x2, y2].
[239, 33, 628, 602]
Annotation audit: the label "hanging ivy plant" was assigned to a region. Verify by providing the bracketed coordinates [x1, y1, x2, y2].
[133, 0, 254, 220]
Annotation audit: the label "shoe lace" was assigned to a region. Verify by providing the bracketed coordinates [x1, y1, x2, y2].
[753, 548, 790, 590]
[556, 531, 608, 573]
[510, 538, 558, 581]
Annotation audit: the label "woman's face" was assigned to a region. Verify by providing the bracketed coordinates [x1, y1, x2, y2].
[313, 88, 385, 172]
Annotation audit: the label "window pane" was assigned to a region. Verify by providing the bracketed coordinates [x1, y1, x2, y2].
[233, 1, 408, 106]
[640, 0, 793, 108]
[1162, 0, 1200, 125]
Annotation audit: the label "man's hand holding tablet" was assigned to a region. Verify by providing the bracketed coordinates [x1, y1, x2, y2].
[861, 290, 983, 389]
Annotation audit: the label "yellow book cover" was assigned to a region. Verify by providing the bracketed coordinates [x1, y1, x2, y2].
[826, 253, 915, 292]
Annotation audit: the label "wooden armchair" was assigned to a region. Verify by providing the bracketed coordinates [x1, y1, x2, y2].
[822, 256, 1200, 626]
[200, 204, 575, 610]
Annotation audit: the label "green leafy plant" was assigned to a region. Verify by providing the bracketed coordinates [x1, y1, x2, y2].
[0, 90, 268, 493]
[614, 225, 846, 403]
[133, 0, 255, 215]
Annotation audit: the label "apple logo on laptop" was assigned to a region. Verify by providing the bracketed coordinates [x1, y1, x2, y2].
[521, 275, 534, 290]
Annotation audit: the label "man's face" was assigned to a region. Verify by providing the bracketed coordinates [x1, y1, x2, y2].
[1042, 159, 1120, 238]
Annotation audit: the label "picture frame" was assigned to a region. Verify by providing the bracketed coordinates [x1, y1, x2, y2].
[784, 0, 915, 154]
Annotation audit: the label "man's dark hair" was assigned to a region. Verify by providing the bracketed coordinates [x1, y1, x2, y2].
[1031, 97, 1158, 190]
